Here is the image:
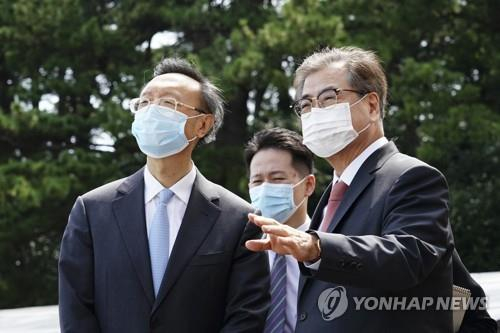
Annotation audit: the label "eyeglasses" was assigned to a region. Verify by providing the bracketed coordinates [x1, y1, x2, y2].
[291, 87, 366, 117]
[129, 97, 208, 114]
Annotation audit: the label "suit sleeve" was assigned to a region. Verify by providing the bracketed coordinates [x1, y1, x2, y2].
[300, 165, 454, 291]
[220, 213, 270, 333]
[453, 250, 498, 333]
[58, 197, 100, 332]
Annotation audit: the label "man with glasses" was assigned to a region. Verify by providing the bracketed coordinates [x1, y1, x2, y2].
[59, 58, 270, 333]
[246, 46, 456, 332]
[246, 127, 497, 332]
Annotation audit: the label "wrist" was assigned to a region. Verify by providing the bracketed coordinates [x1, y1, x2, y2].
[308, 232, 321, 262]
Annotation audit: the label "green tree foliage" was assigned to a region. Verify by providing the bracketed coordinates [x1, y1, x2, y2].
[0, 0, 498, 307]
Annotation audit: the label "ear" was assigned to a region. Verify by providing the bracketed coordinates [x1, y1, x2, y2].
[304, 174, 316, 197]
[367, 92, 381, 122]
[194, 114, 214, 139]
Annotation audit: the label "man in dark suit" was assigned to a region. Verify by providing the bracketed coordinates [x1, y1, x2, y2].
[246, 128, 497, 332]
[246, 46, 457, 332]
[59, 58, 270, 333]
[244, 128, 316, 333]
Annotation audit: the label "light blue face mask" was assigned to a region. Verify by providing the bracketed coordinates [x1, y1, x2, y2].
[131, 104, 203, 158]
[249, 177, 308, 223]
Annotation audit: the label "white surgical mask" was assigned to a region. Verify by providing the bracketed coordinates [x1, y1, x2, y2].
[301, 95, 371, 158]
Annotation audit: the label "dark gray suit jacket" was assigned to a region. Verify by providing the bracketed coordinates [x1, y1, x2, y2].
[296, 141, 455, 333]
[58, 168, 270, 333]
[453, 250, 497, 332]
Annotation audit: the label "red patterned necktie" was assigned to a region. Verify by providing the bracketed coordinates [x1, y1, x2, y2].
[320, 181, 348, 232]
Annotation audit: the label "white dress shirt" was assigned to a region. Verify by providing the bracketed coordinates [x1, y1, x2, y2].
[331, 136, 389, 186]
[319, 136, 388, 230]
[308, 137, 389, 269]
[267, 217, 310, 332]
[144, 163, 197, 253]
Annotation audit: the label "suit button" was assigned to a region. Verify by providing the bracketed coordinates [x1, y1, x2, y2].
[337, 260, 345, 269]
[357, 263, 363, 270]
[298, 312, 307, 321]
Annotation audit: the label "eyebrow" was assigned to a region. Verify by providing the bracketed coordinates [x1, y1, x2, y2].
[140, 90, 182, 100]
[249, 170, 287, 181]
[301, 85, 338, 99]
[268, 171, 287, 177]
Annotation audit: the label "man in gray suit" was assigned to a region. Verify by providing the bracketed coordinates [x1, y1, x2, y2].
[246, 46, 456, 332]
[59, 58, 270, 333]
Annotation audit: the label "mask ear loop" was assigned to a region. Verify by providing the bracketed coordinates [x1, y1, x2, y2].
[292, 174, 310, 188]
[349, 93, 374, 135]
[282, 191, 308, 224]
[294, 196, 307, 210]
[349, 93, 368, 108]
[292, 174, 313, 208]
[356, 121, 373, 135]
[185, 113, 208, 142]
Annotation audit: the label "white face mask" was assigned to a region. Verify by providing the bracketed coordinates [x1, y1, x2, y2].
[301, 95, 371, 158]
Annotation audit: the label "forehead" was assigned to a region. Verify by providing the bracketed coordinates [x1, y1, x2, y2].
[249, 148, 297, 177]
[141, 73, 202, 100]
[301, 62, 349, 98]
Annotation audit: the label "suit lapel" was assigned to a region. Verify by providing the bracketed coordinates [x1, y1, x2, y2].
[297, 182, 331, 299]
[326, 172, 374, 233]
[112, 167, 155, 306]
[152, 170, 221, 314]
[309, 182, 332, 231]
[327, 141, 399, 233]
[298, 141, 399, 300]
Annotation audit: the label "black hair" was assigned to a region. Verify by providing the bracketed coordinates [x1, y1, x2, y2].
[153, 58, 224, 144]
[244, 127, 314, 176]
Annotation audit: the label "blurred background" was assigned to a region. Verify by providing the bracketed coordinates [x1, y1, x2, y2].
[0, 0, 499, 309]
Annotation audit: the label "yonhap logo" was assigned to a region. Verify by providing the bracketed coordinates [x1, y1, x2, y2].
[317, 286, 348, 321]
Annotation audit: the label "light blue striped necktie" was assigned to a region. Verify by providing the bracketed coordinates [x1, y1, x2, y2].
[149, 188, 174, 297]
[264, 254, 287, 333]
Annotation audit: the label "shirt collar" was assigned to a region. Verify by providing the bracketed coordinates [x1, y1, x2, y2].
[333, 137, 389, 186]
[144, 163, 197, 205]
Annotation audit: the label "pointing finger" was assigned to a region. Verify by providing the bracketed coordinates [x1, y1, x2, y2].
[245, 238, 272, 252]
[248, 213, 280, 227]
[261, 225, 292, 237]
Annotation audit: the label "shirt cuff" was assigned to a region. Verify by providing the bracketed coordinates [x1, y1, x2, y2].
[304, 229, 322, 270]
[304, 259, 321, 270]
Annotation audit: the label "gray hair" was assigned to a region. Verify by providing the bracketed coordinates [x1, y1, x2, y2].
[153, 58, 224, 144]
[294, 46, 387, 117]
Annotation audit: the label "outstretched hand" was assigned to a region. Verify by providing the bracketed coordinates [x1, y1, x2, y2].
[245, 213, 321, 262]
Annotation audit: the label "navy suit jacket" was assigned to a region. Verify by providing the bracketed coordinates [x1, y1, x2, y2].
[59, 168, 270, 333]
[296, 141, 455, 333]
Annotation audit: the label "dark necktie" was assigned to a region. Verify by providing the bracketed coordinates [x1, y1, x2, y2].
[320, 181, 348, 232]
[264, 254, 287, 333]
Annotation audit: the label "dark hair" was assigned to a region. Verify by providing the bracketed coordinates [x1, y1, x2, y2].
[153, 58, 224, 144]
[294, 46, 387, 118]
[244, 128, 314, 176]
